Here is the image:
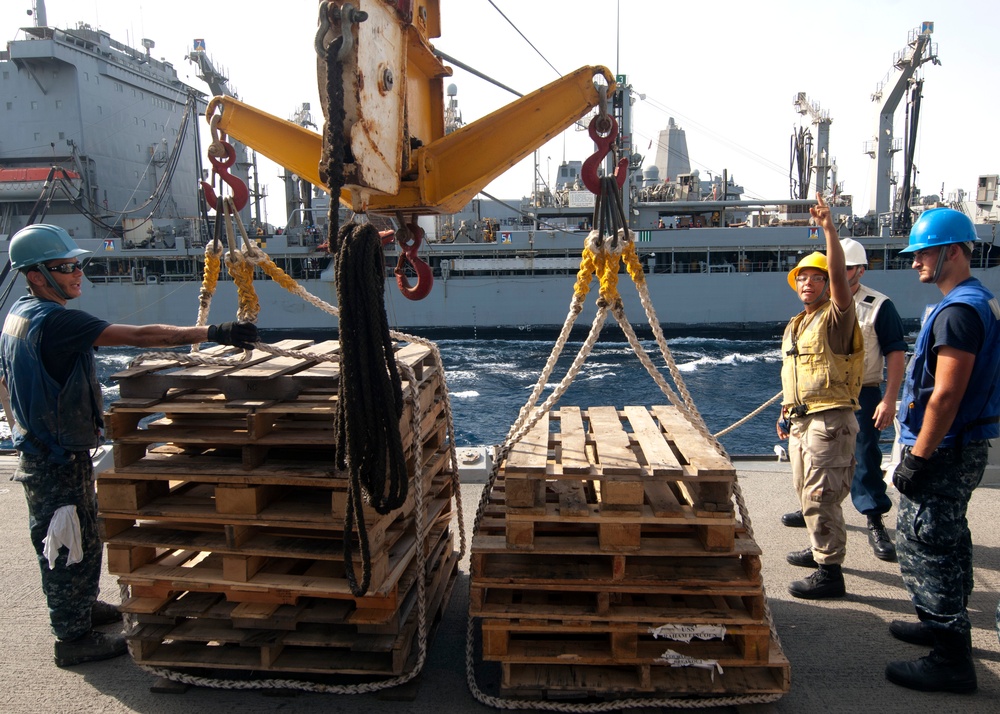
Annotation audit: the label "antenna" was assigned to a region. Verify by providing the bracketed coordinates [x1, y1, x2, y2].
[615, 0, 621, 76]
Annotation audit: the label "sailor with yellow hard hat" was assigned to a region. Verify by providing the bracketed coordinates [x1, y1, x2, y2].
[776, 194, 864, 600]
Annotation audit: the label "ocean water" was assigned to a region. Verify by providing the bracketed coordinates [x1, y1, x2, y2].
[435, 329, 785, 456]
[28, 327, 786, 457]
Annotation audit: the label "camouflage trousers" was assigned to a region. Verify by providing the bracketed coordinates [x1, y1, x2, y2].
[15, 452, 102, 642]
[789, 408, 858, 565]
[896, 440, 987, 637]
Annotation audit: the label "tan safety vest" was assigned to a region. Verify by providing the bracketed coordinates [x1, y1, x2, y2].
[854, 283, 889, 386]
[781, 301, 864, 414]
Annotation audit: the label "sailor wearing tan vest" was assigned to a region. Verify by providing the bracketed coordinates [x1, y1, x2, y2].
[780, 238, 906, 562]
[776, 194, 863, 599]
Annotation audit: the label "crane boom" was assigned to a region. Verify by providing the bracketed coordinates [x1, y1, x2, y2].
[208, 1, 614, 216]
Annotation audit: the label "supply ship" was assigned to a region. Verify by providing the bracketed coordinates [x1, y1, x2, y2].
[1, 7, 997, 330]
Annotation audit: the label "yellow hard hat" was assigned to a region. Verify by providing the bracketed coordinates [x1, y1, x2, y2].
[787, 251, 828, 290]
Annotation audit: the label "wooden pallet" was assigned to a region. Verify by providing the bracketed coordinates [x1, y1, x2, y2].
[110, 340, 436, 402]
[470, 547, 765, 623]
[109, 389, 444, 471]
[482, 620, 773, 665]
[107, 482, 452, 596]
[128, 537, 459, 676]
[117, 512, 454, 622]
[503, 406, 735, 512]
[473, 589, 766, 632]
[107, 342, 443, 470]
[499, 641, 790, 698]
[98, 439, 451, 538]
[483, 473, 735, 553]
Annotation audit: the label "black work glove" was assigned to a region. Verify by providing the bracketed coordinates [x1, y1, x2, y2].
[208, 321, 258, 349]
[892, 452, 930, 498]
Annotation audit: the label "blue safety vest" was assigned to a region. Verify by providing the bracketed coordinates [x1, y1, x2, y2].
[899, 278, 1000, 447]
[0, 296, 104, 459]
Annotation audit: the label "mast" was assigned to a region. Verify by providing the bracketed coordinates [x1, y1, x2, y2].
[31, 0, 47, 28]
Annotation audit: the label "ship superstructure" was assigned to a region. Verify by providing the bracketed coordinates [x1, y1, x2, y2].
[0, 10, 205, 248]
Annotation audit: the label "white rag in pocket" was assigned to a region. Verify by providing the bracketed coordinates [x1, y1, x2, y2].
[42, 505, 83, 569]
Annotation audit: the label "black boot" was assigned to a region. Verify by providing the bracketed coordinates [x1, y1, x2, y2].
[781, 510, 806, 527]
[54, 631, 128, 667]
[786, 547, 818, 568]
[91, 600, 122, 627]
[867, 514, 897, 562]
[788, 563, 845, 599]
[889, 619, 934, 646]
[886, 630, 977, 694]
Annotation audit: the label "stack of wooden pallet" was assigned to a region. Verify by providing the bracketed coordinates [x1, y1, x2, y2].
[470, 405, 789, 699]
[97, 340, 458, 678]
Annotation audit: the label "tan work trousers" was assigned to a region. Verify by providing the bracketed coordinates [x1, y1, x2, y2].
[788, 408, 858, 565]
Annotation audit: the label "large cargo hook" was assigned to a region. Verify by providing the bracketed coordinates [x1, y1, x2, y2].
[380, 222, 433, 301]
[201, 101, 249, 212]
[581, 114, 628, 195]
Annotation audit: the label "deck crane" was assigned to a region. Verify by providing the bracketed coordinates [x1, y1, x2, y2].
[203, 0, 614, 218]
[864, 22, 939, 236]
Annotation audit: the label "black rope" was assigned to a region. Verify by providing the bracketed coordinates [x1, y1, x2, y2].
[333, 222, 409, 596]
[320, 39, 347, 256]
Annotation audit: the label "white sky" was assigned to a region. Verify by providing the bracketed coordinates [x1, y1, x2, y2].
[4, 0, 998, 226]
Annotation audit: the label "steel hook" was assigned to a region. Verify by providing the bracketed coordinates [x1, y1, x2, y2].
[200, 141, 249, 212]
[391, 222, 433, 301]
[581, 115, 628, 195]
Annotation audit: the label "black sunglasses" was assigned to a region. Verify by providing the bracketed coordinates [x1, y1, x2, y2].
[43, 262, 83, 274]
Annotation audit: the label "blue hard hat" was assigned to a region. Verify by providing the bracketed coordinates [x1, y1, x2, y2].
[900, 207, 978, 254]
[8, 224, 91, 269]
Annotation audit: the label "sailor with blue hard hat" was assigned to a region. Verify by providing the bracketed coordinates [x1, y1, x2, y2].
[0, 223, 259, 668]
[899, 207, 979, 284]
[886, 206, 1000, 694]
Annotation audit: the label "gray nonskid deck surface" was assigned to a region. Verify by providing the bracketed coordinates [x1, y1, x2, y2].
[1, 454, 998, 714]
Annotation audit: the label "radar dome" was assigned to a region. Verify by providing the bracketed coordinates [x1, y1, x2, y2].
[447, 83, 458, 97]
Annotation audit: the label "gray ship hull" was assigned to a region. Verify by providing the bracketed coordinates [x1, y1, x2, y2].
[68, 261, 996, 332]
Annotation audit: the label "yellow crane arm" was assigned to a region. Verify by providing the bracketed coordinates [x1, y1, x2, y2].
[211, 64, 614, 216]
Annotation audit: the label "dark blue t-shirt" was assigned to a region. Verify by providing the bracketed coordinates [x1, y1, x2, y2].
[39, 307, 110, 384]
[924, 303, 984, 374]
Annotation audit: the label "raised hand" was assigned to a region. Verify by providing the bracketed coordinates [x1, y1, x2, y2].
[810, 192, 834, 232]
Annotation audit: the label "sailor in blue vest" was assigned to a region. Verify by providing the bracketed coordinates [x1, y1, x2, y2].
[0, 224, 257, 667]
[885, 208, 1000, 694]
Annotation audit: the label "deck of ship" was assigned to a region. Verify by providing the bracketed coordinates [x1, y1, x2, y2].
[1, 454, 998, 713]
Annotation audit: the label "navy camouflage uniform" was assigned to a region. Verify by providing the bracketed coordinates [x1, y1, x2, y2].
[896, 442, 986, 637]
[15, 454, 104, 641]
[1, 295, 110, 642]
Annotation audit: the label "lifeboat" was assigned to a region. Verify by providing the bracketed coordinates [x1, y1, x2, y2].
[0, 167, 81, 201]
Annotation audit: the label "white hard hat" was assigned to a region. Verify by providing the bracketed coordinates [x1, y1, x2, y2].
[840, 238, 867, 267]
